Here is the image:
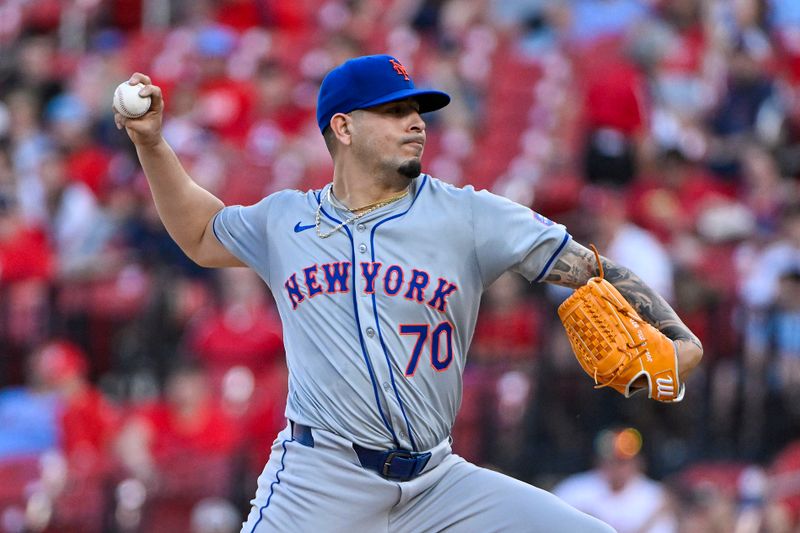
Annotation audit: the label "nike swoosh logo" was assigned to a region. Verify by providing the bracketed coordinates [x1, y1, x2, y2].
[294, 222, 315, 233]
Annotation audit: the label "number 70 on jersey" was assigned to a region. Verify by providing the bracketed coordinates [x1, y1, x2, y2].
[400, 321, 454, 376]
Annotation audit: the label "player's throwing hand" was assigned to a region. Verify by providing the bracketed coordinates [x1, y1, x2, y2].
[112, 73, 163, 148]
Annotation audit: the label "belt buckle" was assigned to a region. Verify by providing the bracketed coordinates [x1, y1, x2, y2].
[382, 450, 415, 478]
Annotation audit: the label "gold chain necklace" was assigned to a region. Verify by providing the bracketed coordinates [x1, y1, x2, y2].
[349, 188, 410, 213]
[316, 186, 410, 239]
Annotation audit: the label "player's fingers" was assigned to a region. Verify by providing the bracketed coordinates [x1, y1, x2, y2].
[113, 112, 127, 130]
[129, 72, 151, 85]
[111, 104, 126, 125]
[138, 83, 163, 111]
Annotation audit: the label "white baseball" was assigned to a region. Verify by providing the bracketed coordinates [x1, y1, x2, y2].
[113, 82, 151, 118]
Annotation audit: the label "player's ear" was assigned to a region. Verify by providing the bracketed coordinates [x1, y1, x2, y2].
[330, 113, 353, 146]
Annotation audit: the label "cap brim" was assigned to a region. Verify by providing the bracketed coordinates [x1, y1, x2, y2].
[357, 88, 451, 115]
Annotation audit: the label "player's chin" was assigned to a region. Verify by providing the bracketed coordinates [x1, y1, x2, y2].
[397, 158, 422, 179]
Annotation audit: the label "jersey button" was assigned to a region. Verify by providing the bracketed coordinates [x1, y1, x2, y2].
[366, 327, 375, 337]
[382, 382, 391, 391]
[358, 243, 368, 254]
[357, 223, 366, 232]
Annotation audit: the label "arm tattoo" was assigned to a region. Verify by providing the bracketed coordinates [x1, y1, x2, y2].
[545, 240, 702, 348]
[544, 240, 598, 288]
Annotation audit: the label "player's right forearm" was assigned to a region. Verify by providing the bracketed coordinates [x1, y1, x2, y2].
[136, 138, 225, 261]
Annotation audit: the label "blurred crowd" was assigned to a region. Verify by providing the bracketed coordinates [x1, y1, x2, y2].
[2, 0, 800, 531]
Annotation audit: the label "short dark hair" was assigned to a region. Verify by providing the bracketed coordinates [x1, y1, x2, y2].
[322, 126, 337, 156]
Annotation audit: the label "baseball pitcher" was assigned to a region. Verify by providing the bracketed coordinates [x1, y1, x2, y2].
[115, 54, 703, 532]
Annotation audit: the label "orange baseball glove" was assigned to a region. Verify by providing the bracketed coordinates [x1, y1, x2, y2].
[557, 247, 685, 403]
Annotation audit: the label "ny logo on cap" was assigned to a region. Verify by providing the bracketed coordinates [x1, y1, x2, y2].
[390, 59, 410, 81]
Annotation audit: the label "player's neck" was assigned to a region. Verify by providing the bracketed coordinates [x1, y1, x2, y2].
[331, 166, 410, 211]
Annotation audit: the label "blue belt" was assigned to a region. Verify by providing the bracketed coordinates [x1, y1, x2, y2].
[291, 422, 431, 482]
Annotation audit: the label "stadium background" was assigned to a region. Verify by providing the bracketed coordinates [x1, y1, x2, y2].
[1, 0, 800, 531]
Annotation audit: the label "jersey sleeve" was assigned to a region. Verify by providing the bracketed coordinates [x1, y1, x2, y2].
[212, 197, 272, 273]
[470, 188, 570, 285]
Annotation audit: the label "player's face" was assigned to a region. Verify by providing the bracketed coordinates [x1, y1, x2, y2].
[351, 99, 426, 179]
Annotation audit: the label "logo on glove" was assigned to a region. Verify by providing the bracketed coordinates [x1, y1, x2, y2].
[656, 376, 675, 397]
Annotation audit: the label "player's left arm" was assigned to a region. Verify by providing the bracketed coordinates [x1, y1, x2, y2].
[544, 240, 703, 381]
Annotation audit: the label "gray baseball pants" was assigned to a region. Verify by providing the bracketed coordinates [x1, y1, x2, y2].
[241, 423, 615, 532]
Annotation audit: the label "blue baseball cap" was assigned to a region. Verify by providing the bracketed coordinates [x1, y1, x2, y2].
[316, 54, 450, 133]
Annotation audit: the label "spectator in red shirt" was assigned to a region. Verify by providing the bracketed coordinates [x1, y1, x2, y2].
[628, 148, 737, 244]
[45, 92, 113, 199]
[115, 361, 238, 533]
[33, 340, 120, 470]
[0, 145, 53, 286]
[186, 269, 288, 487]
[471, 272, 543, 364]
[225, 362, 288, 482]
[192, 26, 256, 144]
[0, 174, 54, 376]
[768, 438, 800, 531]
[753, 390, 800, 533]
[0, 193, 53, 284]
[185, 267, 283, 388]
[581, 54, 649, 187]
[2, 340, 121, 532]
[244, 61, 309, 156]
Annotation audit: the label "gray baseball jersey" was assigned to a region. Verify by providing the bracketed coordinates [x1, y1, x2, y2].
[212, 175, 569, 452]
